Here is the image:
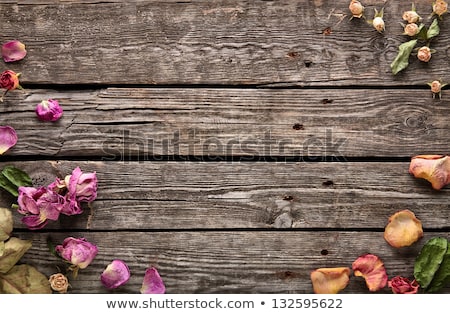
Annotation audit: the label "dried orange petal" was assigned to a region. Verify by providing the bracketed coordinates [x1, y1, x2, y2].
[310, 267, 350, 294]
[352, 254, 387, 292]
[384, 210, 423, 248]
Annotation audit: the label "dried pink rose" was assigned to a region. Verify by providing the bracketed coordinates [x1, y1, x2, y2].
[402, 10, 421, 24]
[2, 40, 27, 62]
[417, 46, 432, 62]
[35, 99, 63, 122]
[349, 0, 364, 19]
[0, 70, 21, 102]
[433, 0, 448, 17]
[101, 260, 131, 289]
[388, 276, 420, 294]
[0, 125, 18, 155]
[428, 80, 446, 99]
[140, 267, 166, 294]
[403, 23, 419, 37]
[352, 253, 388, 292]
[55, 237, 98, 269]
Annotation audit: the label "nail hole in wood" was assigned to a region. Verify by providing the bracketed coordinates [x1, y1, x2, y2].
[292, 123, 304, 130]
[322, 180, 334, 186]
[321, 249, 329, 256]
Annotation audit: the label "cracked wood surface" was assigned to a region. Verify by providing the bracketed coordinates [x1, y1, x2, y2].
[0, 0, 449, 86]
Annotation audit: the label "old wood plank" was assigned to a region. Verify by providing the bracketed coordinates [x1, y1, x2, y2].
[0, 0, 448, 86]
[14, 231, 450, 293]
[1, 88, 449, 157]
[2, 160, 449, 230]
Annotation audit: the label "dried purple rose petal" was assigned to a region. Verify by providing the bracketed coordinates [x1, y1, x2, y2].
[140, 267, 166, 294]
[101, 260, 131, 289]
[0, 126, 18, 155]
[2, 40, 27, 62]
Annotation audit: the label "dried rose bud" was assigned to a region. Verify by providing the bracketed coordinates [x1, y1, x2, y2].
[35, 99, 63, 122]
[55, 237, 98, 269]
[140, 267, 166, 294]
[49, 273, 70, 293]
[101, 260, 131, 289]
[402, 11, 421, 24]
[433, 0, 448, 17]
[310, 267, 350, 294]
[0, 70, 21, 102]
[409, 155, 450, 190]
[352, 254, 388, 292]
[2, 40, 27, 62]
[428, 80, 447, 99]
[417, 46, 432, 62]
[403, 23, 419, 37]
[373, 17, 385, 32]
[349, 0, 364, 19]
[384, 210, 423, 248]
[0, 125, 18, 155]
[388, 276, 420, 294]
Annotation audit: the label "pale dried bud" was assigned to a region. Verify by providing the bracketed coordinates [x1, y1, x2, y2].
[373, 17, 385, 32]
[417, 46, 431, 62]
[403, 23, 419, 37]
[430, 80, 442, 94]
[402, 11, 421, 23]
[433, 0, 448, 17]
[349, 0, 364, 18]
[49, 273, 70, 293]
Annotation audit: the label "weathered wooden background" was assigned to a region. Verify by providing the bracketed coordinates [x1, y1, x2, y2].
[1, 0, 450, 293]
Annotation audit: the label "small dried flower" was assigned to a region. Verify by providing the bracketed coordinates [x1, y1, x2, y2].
[384, 210, 423, 248]
[0, 70, 21, 102]
[402, 11, 421, 24]
[409, 155, 450, 190]
[101, 260, 131, 289]
[310, 267, 351, 294]
[2, 40, 27, 62]
[433, 0, 448, 17]
[349, 0, 364, 19]
[35, 99, 63, 122]
[0, 125, 18, 155]
[370, 8, 385, 33]
[428, 80, 447, 99]
[417, 46, 432, 62]
[49, 273, 70, 293]
[388, 276, 420, 294]
[352, 254, 388, 292]
[403, 23, 420, 37]
[140, 267, 166, 294]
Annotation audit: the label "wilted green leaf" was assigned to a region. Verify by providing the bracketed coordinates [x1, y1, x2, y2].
[414, 237, 448, 289]
[2, 166, 32, 188]
[427, 241, 450, 293]
[0, 173, 19, 197]
[0, 207, 13, 241]
[390, 39, 417, 75]
[0, 237, 32, 274]
[427, 19, 440, 39]
[0, 264, 51, 294]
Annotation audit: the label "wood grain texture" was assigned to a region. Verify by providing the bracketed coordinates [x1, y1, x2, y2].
[2, 160, 449, 230]
[0, 0, 449, 86]
[1, 88, 449, 157]
[14, 231, 450, 293]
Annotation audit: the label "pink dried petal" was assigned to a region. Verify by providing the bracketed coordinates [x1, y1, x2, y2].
[101, 260, 130, 289]
[352, 254, 388, 292]
[140, 267, 166, 294]
[2, 40, 27, 62]
[384, 210, 423, 248]
[35, 99, 63, 122]
[310, 267, 351, 294]
[0, 125, 18, 154]
[409, 155, 450, 190]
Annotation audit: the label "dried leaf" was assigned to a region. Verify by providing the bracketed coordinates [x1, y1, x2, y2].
[0, 237, 32, 274]
[0, 207, 13, 242]
[414, 237, 448, 289]
[0, 264, 51, 293]
[2, 166, 32, 189]
[390, 39, 417, 75]
[427, 18, 440, 39]
[427, 240, 450, 293]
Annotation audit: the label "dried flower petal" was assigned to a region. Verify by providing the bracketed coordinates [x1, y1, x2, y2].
[310, 267, 350, 294]
[35, 99, 63, 122]
[0, 126, 18, 155]
[2, 40, 27, 62]
[101, 260, 130, 289]
[409, 155, 450, 190]
[388, 276, 419, 294]
[352, 254, 388, 292]
[140, 267, 166, 294]
[384, 210, 423, 248]
[49, 273, 70, 293]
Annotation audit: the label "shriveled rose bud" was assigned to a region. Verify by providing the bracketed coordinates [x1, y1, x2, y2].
[0, 125, 18, 155]
[409, 155, 450, 190]
[402, 11, 421, 24]
[35, 99, 63, 122]
[2, 40, 27, 62]
[310, 267, 350, 294]
[373, 17, 385, 32]
[49, 273, 70, 293]
[349, 0, 364, 19]
[384, 210, 423, 248]
[0, 70, 21, 102]
[101, 260, 131, 289]
[55, 237, 98, 269]
[433, 0, 448, 17]
[388, 276, 420, 294]
[417, 46, 432, 62]
[140, 267, 166, 294]
[352, 254, 388, 292]
[403, 23, 419, 37]
[428, 80, 446, 99]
